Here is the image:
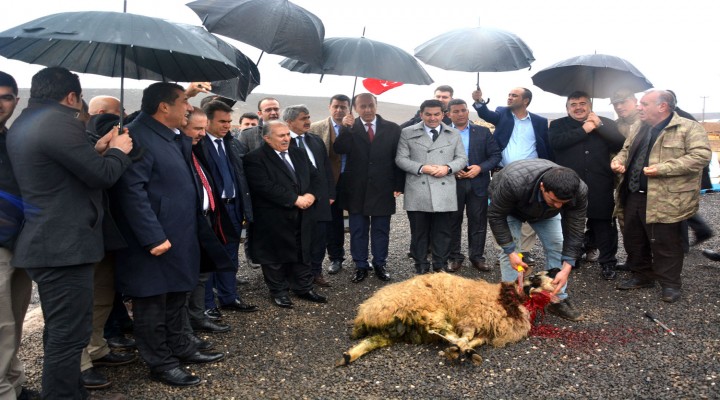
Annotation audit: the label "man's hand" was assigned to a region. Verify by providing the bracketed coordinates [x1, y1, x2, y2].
[456, 165, 481, 179]
[611, 159, 625, 174]
[186, 82, 211, 98]
[551, 261, 573, 295]
[150, 239, 171, 256]
[508, 252, 528, 272]
[393, 191, 402, 198]
[295, 193, 316, 209]
[422, 164, 449, 177]
[643, 165, 659, 177]
[94, 125, 117, 154]
[342, 113, 354, 127]
[471, 89, 483, 103]
[107, 126, 133, 154]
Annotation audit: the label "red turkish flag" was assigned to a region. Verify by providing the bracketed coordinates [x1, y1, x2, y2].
[362, 78, 404, 95]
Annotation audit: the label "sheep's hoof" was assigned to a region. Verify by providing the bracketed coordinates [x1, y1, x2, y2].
[443, 345, 461, 361]
[466, 350, 482, 365]
[335, 353, 351, 367]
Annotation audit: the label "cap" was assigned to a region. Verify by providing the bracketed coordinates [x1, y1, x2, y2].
[610, 89, 635, 104]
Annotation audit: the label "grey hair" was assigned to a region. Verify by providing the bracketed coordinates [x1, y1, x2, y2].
[646, 89, 676, 110]
[262, 120, 289, 137]
[282, 104, 310, 122]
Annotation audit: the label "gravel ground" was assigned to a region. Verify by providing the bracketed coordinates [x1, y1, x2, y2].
[18, 194, 720, 399]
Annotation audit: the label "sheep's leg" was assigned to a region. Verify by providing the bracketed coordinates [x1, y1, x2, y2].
[429, 329, 470, 361]
[463, 335, 486, 365]
[336, 335, 393, 367]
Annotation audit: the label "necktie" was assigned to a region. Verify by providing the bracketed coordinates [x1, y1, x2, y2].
[297, 136, 306, 149]
[366, 122, 374, 142]
[192, 153, 215, 212]
[431, 129, 439, 142]
[214, 138, 235, 199]
[627, 127, 652, 193]
[280, 151, 297, 183]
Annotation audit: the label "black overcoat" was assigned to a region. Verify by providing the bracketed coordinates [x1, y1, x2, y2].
[291, 132, 335, 222]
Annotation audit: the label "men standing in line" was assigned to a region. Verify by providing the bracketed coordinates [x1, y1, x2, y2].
[237, 97, 281, 154]
[488, 159, 587, 321]
[285, 105, 335, 287]
[472, 87, 554, 266]
[200, 101, 258, 318]
[612, 89, 711, 303]
[309, 94, 351, 275]
[399, 85, 454, 129]
[243, 121, 327, 308]
[0, 70, 36, 400]
[7, 67, 133, 398]
[396, 99, 467, 274]
[549, 91, 625, 280]
[112, 82, 224, 387]
[445, 99, 502, 273]
[334, 93, 405, 283]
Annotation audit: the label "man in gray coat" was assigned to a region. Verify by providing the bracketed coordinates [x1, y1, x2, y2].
[396, 99, 467, 274]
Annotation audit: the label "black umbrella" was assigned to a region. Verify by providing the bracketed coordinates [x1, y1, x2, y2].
[180, 24, 260, 102]
[414, 26, 535, 88]
[531, 54, 653, 98]
[0, 10, 242, 133]
[187, 0, 325, 67]
[279, 36, 434, 98]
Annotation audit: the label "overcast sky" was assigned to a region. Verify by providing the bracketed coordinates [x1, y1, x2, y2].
[1, 0, 717, 115]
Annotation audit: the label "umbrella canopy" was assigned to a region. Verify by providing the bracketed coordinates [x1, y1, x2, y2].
[531, 54, 653, 98]
[414, 27, 535, 73]
[187, 0, 325, 67]
[279, 37, 434, 86]
[0, 11, 241, 82]
[180, 24, 260, 101]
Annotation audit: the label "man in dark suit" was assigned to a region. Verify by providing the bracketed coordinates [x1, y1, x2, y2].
[200, 101, 258, 316]
[284, 105, 336, 287]
[112, 82, 224, 387]
[243, 121, 327, 308]
[7, 67, 133, 399]
[334, 93, 405, 283]
[445, 99, 502, 273]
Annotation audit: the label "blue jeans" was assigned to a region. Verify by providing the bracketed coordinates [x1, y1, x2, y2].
[498, 214, 567, 300]
[348, 213, 390, 270]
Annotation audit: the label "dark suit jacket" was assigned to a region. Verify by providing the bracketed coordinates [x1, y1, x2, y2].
[243, 144, 320, 264]
[200, 134, 253, 225]
[465, 123, 502, 197]
[473, 102, 554, 161]
[333, 115, 405, 216]
[111, 112, 200, 297]
[291, 132, 335, 222]
[7, 99, 131, 268]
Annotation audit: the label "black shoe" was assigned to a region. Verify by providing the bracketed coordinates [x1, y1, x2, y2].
[220, 298, 258, 313]
[693, 231, 713, 246]
[236, 275, 250, 285]
[81, 367, 112, 390]
[272, 296, 293, 308]
[328, 260, 343, 274]
[614, 262, 631, 271]
[297, 290, 327, 303]
[616, 276, 655, 290]
[415, 264, 430, 274]
[547, 299, 583, 321]
[106, 336, 136, 350]
[204, 307, 222, 320]
[601, 263, 617, 281]
[406, 252, 413, 259]
[150, 367, 200, 387]
[351, 268, 368, 283]
[187, 333, 214, 351]
[93, 351, 136, 367]
[702, 249, 720, 262]
[661, 287, 682, 303]
[191, 319, 231, 333]
[181, 351, 225, 364]
[17, 387, 41, 400]
[313, 274, 331, 287]
[373, 265, 391, 281]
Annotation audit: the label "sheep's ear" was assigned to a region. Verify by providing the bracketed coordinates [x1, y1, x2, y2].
[546, 268, 561, 278]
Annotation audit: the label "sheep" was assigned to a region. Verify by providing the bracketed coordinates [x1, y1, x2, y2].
[337, 269, 558, 366]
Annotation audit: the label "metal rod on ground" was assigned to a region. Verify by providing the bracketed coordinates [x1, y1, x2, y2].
[645, 311, 676, 336]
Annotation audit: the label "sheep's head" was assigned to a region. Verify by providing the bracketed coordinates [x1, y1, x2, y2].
[523, 268, 559, 296]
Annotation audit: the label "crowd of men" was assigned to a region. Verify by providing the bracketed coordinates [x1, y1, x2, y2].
[0, 67, 713, 399]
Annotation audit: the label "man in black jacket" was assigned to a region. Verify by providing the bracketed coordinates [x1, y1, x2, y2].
[7, 67, 133, 398]
[488, 159, 587, 321]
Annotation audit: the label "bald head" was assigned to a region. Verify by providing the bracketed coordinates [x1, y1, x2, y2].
[88, 95, 122, 116]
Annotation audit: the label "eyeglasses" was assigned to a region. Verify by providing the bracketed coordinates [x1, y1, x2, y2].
[0, 94, 17, 102]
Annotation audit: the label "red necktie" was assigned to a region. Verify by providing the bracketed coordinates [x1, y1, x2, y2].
[192, 153, 215, 212]
[366, 122, 374, 142]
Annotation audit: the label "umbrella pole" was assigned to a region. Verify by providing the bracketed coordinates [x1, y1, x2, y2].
[119, 46, 125, 134]
[351, 76, 358, 102]
[256, 51, 264, 66]
[476, 72, 480, 90]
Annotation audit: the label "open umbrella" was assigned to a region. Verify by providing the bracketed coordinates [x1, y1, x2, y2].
[187, 0, 325, 66]
[414, 26, 535, 88]
[0, 10, 242, 132]
[279, 36, 434, 98]
[180, 24, 260, 102]
[531, 54, 653, 98]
